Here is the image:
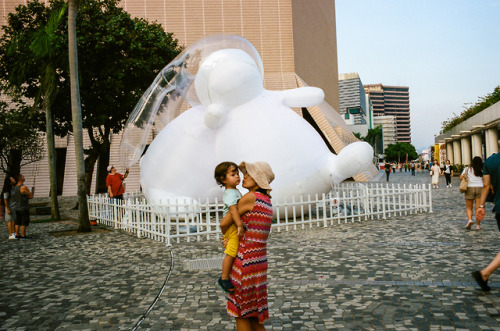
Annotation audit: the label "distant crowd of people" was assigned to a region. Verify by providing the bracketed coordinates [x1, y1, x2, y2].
[381, 161, 432, 181]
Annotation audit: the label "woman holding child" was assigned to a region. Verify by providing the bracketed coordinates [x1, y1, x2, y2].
[219, 161, 275, 331]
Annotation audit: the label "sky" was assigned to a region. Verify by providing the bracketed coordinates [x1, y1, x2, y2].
[335, 0, 500, 152]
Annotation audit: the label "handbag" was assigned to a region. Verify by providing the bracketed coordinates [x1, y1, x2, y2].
[459, 168, 468, 193]
[430, 170, 433, 176]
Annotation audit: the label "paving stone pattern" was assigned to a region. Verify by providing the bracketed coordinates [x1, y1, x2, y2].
[1, 170, 500, 330]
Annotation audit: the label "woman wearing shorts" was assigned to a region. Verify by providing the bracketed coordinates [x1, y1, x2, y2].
[461, 156, 484, 230]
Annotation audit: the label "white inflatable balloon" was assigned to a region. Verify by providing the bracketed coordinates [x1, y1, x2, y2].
[126, 36, 374, 206]
[120, 35, 264, 168]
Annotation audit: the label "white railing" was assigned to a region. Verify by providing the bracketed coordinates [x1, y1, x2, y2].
[87, 183, 432, 245]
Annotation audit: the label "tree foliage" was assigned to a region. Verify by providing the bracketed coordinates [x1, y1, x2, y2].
[0, 102, 44, 177]
[0, 0, 182, 193]
[384, 142, 419, 162]
[364, 125, 383, 155]
[353, 125, 383, 155]
[352, 132, 362, 140]
[441, 86, 500, 133]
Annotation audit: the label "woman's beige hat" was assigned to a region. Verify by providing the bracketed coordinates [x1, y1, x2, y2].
[238, 161, 275, 191]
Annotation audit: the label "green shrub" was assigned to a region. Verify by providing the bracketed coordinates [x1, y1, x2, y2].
[452, 164, 466, 175]
[441, 86, 500, 133]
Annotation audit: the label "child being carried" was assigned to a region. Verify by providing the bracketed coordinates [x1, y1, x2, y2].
[214, 162, 245, 293]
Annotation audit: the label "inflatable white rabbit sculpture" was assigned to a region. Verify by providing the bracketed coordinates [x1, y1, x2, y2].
[120, 35, 374, 206]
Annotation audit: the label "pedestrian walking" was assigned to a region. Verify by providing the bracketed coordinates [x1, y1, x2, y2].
[430, 163, 442, 189]
[473, 144, 500, 291]
[461, 156, 483, 230]
[385, 162, 391, 182]
[443, 160, 453, 187]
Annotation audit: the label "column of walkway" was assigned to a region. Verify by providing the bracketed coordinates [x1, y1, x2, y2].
[445, 129, 498, 165]
[437, 101, 500, 164]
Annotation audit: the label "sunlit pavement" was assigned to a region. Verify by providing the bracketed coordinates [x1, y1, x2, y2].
[1, 170, 499, 330]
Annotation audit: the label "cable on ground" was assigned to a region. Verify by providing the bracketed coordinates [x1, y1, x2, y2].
[131, 244, 174, 331]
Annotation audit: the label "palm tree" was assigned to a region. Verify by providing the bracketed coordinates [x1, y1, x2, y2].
[365, 125, 383, 155]
[27, 5, 68, 220]
[68, 0, 90, 232]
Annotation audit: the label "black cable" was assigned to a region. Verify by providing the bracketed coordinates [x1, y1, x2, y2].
[131, 244, 174, 331]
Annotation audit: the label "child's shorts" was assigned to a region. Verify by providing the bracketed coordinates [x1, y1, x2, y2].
[223, 224, 239, 258]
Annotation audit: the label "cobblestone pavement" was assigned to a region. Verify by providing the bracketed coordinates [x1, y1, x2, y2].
[1, 170, 500, 330]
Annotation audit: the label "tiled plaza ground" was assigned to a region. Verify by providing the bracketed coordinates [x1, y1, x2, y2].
[1, 170, 499, 330]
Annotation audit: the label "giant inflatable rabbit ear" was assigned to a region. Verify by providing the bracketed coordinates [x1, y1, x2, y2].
[119, 35, 264, 168]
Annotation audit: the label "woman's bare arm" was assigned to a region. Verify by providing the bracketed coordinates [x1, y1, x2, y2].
[237, 192, 256, 215]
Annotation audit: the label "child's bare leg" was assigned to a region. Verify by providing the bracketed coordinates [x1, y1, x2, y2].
[222, 254, 235, 279]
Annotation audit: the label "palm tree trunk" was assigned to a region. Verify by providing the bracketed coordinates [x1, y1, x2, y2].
[68, 0, 90, 232]
[44, 78, 60, 220]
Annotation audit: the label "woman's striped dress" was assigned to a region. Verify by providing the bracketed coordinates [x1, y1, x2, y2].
[227, 192, 273, 324]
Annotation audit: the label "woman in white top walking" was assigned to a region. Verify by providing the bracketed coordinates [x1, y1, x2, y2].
[460, 156, 484, 230]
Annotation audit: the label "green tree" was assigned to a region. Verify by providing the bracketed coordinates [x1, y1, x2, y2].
[352, 132, 363, 140]
[0, 0, 182, 194]
[364, 125, 383, 155]
[60, 0, 181, 194]
[0, 102, 44, 191]
[385, 142, 419, 162]
[25, 4, 67, 220]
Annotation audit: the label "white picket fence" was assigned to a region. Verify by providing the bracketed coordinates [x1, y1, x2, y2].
[87, 183, 432, 246]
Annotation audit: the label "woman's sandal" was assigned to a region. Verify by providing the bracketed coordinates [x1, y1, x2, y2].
[472, 271, 490, 291]
[465, 220, 474, 230]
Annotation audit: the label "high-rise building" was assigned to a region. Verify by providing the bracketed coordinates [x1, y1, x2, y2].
[365, 84, 411, 143]
[373, 115, 397, 152]
[338, 73, 367, 125]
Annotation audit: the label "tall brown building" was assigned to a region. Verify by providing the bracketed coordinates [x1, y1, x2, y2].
[365, 84, 411, 143]
[1, 0, 375, 197]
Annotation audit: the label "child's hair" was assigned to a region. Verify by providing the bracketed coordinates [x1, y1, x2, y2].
[214, 161, 239, 186]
